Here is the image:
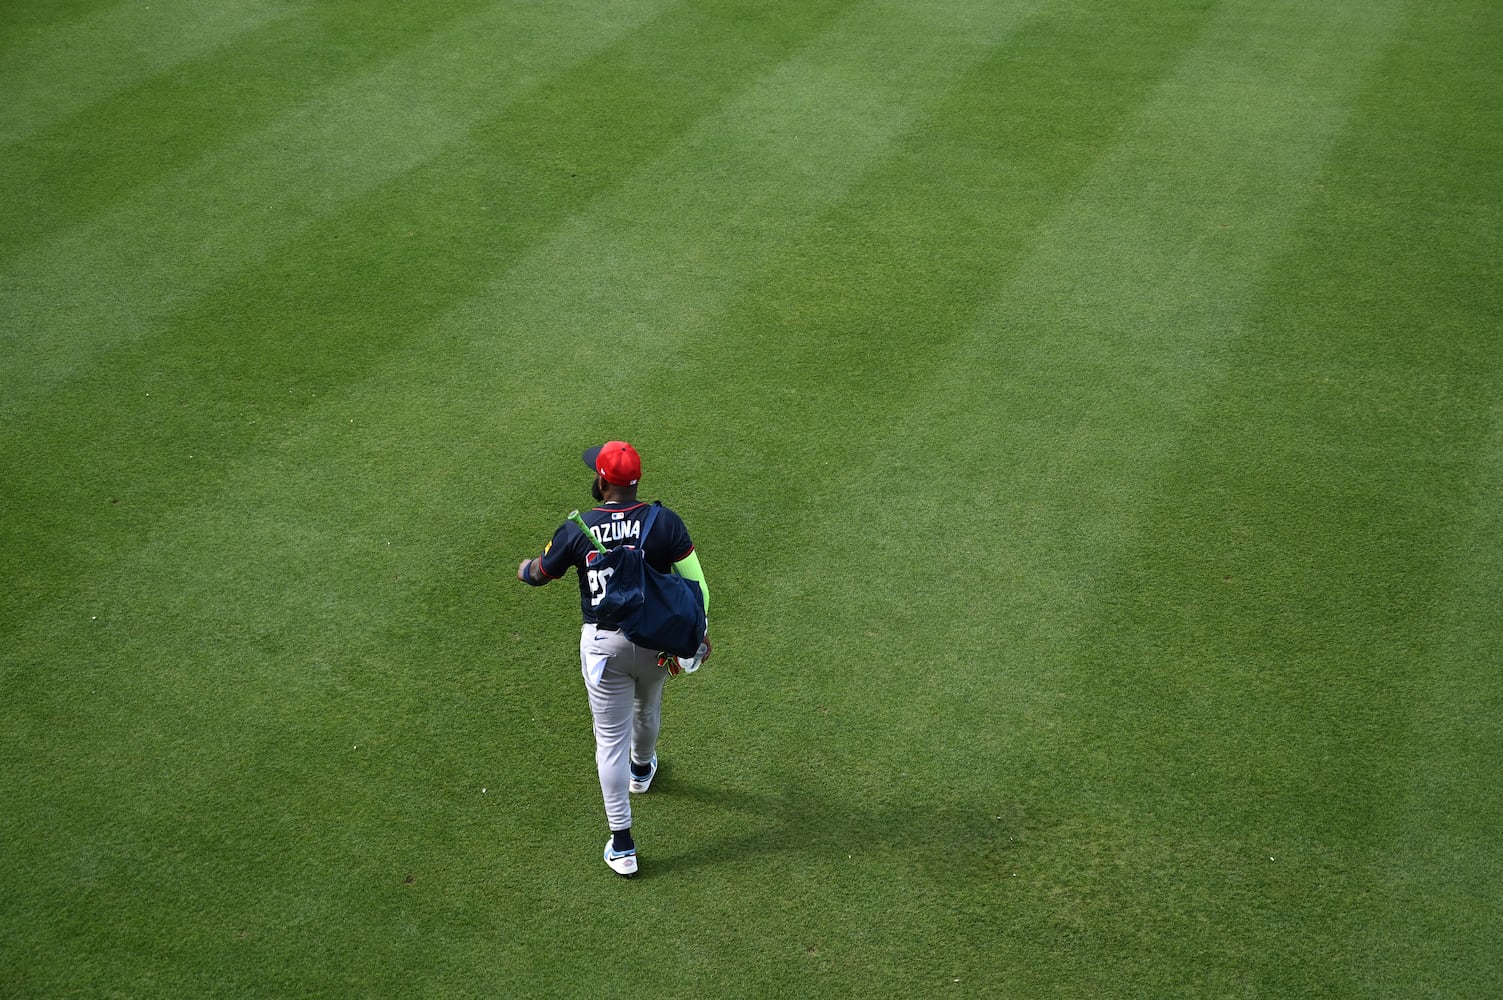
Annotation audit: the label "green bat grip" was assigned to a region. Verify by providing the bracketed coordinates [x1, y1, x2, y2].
[567, 510, 609, 555]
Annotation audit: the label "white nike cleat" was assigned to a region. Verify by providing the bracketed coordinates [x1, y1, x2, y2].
[604, 838, 638, 877]
[629, 755, 658, 794]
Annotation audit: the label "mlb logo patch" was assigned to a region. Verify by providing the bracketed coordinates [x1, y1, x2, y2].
[612, 512, 624, 520]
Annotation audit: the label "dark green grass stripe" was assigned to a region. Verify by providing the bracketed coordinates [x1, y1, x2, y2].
[1382, 420, 1503, 996]
[0, 0, 504, 257]
[0, 0, 293, 143]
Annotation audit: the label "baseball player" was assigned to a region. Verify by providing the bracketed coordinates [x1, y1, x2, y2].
[516, 441, 711, 877]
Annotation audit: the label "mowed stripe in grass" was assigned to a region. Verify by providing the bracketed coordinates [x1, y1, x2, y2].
[0, 0, 678, 412]
[0, 0, 508, 254]
[1295, 1, 1503, 991]
[1382, 409, 1503, 995]
[0, 0, 293, 143]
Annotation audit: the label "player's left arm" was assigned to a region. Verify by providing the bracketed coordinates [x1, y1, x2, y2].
[671, 550, 709, 614]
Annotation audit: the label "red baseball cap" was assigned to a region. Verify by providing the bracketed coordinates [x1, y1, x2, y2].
[582, 441, 641, 486]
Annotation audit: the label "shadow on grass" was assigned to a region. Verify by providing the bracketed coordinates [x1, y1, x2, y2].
[642, 766, 1032, 882]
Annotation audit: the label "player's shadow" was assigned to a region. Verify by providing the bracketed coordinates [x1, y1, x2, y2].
[644, 768, 1030, 881]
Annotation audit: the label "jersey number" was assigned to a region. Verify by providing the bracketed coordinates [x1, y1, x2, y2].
[587, 567, 614, 606]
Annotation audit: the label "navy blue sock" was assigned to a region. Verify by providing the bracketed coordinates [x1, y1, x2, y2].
[612, 827, 634, 852]
[630, 759, 652, 778]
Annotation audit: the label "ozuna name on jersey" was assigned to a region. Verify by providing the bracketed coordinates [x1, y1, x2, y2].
[590, 519, 641, 546]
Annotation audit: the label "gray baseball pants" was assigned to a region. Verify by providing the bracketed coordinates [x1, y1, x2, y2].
[579, 624, 669, 831]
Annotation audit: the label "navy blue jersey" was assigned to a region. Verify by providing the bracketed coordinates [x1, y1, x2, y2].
[536, 501, 694, 623]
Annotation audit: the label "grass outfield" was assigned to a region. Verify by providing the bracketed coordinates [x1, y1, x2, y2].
[3, 0, 1499, 995]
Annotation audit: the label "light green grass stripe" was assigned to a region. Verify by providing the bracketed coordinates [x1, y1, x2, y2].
[0, 0, 673, 417]
[0, 0, 294, 144]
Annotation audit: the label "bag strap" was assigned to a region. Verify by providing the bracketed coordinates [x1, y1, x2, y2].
[638, 501, 661, 546]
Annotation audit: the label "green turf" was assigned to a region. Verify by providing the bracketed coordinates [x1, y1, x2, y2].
[3, 0, 1499, 996]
